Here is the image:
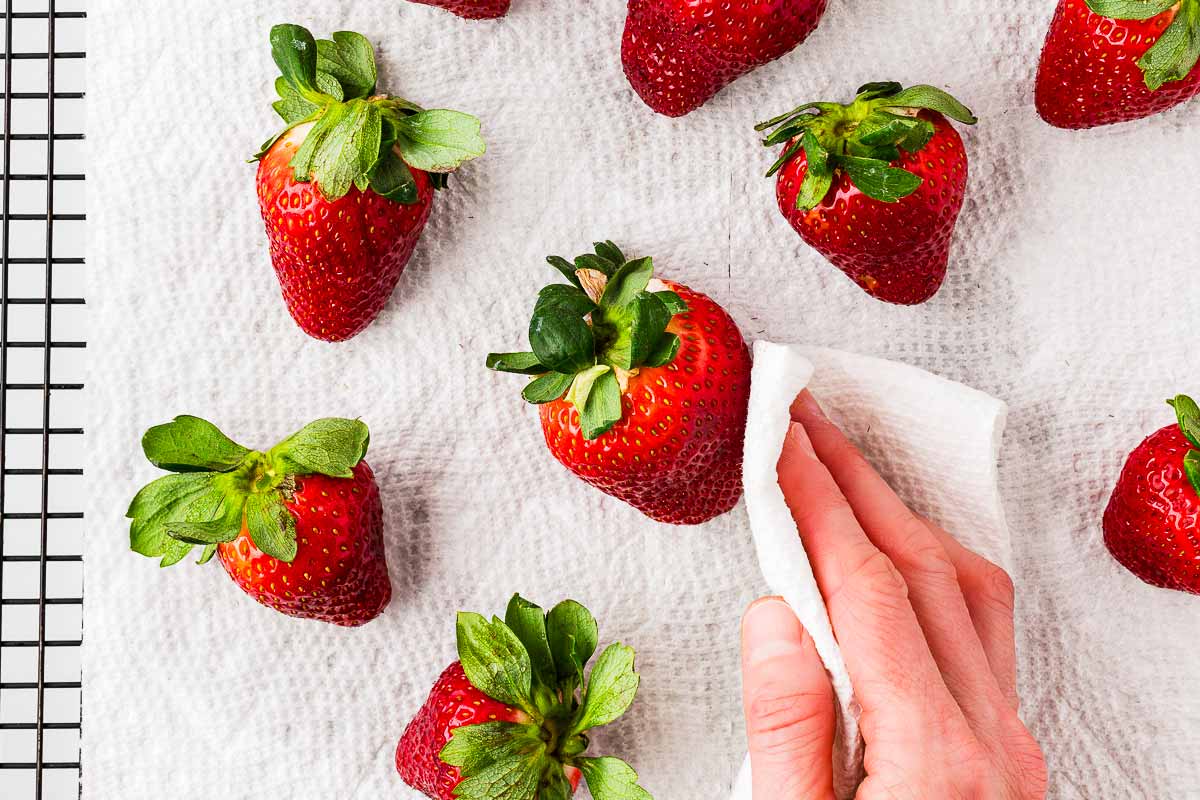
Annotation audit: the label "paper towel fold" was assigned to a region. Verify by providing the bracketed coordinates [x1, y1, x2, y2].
[731, 341, 1011, 800]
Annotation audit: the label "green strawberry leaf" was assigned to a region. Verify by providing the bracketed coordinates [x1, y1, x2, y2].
[309, 99, 383, 200]
[243, 491, 298, 562]
[575, 253, 620, 277]
[451, 749, 546, 800]
[521, 372, 574, 405]
[535, 284, 597, 318]
[546, 600, 598, 687]
[568, 643, 639, 736]
[538, 765, 575, 800]
[315, 72, 345, 102]
[141, 416, 250, 473]
[577, 757, 653, 800]
[529, 305, 596, 375]
[393, 109, 486, 173]
[316, 31, 377, 100]
[593, 241, 627, 268]
[547, 255, 584, 290]
[267, 418, 369, 479]
[599, 257, 654, 310]
[272, 76, 323, 125]
[877, 84, 978, 125]
[504, 594, 557, 691]
[367, 148, 420, 204]
[270, 24, 328, 106]
[456, 612, 535, 712]
[573, 367, 623, 440]
[1137, 3, 1200, 90]
[128, 472, 223, 565]
[601, 292, 672, 371]
[486, 352, 546, 375]
[1184, 450, 1200, 498]
[643, 333, 681, 369]
[856, 81, 904, 100]
[1086, 0, 1177, 19]
[838, 156, 923, 204]
[1169, 395, 1200, 448]
[440, 721, 544, 776]
[653, 291, 688, 315]
[197, 543, 218, 565]
[793, 130, 834, 211]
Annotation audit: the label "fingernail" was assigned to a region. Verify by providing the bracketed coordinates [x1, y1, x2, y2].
[742, 596, 807, 666]
[791, 390, 828, 423]
[786, 421, 817, 458]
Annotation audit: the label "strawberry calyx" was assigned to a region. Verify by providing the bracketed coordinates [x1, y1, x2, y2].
[757, 81, 977, 212]
[126, 416, 370, 567]
[443, 595, 653, 800]
[485, 242, 689, 440]
[1168, 394, 1200, 496]
[251, 24, 486, 203]
[1086, 0, 1200, 90]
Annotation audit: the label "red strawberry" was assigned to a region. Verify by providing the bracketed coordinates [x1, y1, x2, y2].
[622, 0, 828, 117]
[1103, 395, 1200, 595]
[127, 416, 392, 626]
[396, 663, 583, 798]
[1035, 0, 1200, 130]
[487, 242, 751, 525]
[396, 596, 651, 799]
[408, 0, 511, 19]
[759, 82, 977, 305]
[254, 24, 486, 341]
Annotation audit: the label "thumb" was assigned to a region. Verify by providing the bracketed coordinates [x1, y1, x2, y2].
[741, 597, 837, 800]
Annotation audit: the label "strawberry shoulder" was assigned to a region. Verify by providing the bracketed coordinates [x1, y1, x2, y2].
[1104, 425, 1200, 594]
[257, 126, 435, 342]
[396, 662, 529, 800]
[217, 461, 391, 625]
[540, 280, 751, 524]
[1036, 0, 1200, 129]
[776, 112, 968, 305]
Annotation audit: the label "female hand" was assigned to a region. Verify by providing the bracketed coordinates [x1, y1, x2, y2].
[740, 391, 1047, 800]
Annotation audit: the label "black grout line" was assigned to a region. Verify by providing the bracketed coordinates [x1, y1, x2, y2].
[35, 5, 58, 795]
[0, 0, 15, 754]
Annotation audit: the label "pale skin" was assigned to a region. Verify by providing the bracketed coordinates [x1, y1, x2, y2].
[741, 391, 1048, 800]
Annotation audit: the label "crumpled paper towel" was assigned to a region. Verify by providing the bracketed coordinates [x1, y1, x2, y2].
[730, 341, 1011, 800]
[88, 0, 1200, 798]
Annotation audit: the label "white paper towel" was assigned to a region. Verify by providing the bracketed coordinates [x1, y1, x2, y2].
[731, 341, 1011, 800]
[87, 1, 1200, 798]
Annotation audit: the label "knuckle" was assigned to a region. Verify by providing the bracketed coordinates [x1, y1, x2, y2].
[847, 549, 909, 602]
[978, 562, 1016, 614]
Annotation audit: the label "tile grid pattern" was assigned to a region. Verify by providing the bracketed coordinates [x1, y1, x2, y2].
[0, 1, 85, 798]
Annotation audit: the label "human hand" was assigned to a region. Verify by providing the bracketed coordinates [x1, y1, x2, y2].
[740, 391, 1047, 799]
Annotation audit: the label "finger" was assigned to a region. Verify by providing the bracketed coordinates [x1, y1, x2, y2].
[790, 391, 1012, 727]
[776, 420, 964, 745]
[741, 597, 836, 800]
[926, 524, 1019, 709]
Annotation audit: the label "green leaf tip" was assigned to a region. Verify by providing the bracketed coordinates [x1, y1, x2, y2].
[759, 81, 976, 210]
[1168, 394, 1200, 497]
[485, 242, 690, 440]
[128, 416, 370, 567]
[444, 596, 651, 799]
[256, 24, 485, 204]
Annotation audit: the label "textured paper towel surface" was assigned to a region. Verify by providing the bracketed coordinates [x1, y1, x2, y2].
[87, 1, 1200, 798]
[732, 342, 1010, 800]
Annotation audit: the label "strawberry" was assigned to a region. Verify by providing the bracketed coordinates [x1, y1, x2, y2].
[408, 0, 511, 19]
[1103, 395, 1200, 595]
[396, 595, 652, 800]
[486, 242, 751, 525]
[253, 24, 486, 341]
[1035, 0, 1200, 130]
[622, 0, 828, 117]
[759, 82, 977, 305]
[126, 416, 392, 626]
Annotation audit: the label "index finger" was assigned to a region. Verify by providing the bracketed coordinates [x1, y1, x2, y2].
[777, 421, 965, 744]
